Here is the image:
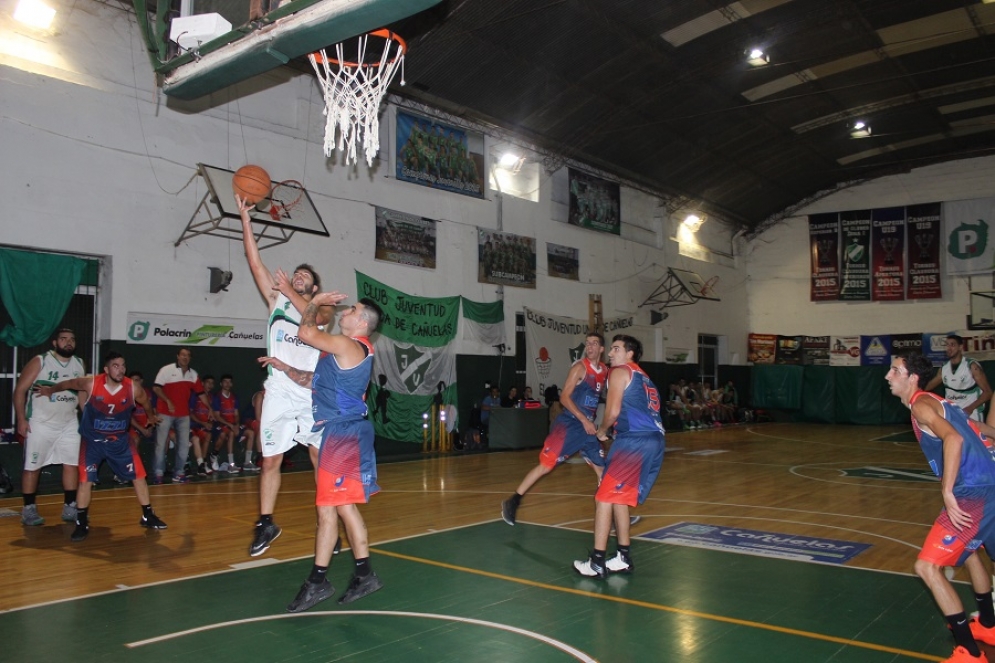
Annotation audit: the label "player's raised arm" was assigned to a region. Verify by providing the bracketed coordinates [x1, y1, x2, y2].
[238, 194, 278, 307]
[272, 268, 332, 326]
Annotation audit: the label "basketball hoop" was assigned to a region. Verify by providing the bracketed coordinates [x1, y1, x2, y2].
[699, 276, 719, 298]
[309, 29, 407, 167]
[266, 180, 306, 222]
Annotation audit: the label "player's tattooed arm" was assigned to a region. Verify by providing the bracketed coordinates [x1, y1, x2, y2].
[257, 356, 313, 387]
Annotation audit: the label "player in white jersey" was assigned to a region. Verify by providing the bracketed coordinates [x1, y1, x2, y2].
[924, 334, 992, 423]
[13, 328, 86, 526]
[239, 194, 334, 557]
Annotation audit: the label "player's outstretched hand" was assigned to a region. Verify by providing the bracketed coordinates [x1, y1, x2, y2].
[258, 356, 289, 373]
[235, 194, 255, 215]
[272, 268, 295, 297]
[312, 291, 349, 307]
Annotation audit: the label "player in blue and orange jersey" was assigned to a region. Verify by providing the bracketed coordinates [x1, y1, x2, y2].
[37, 352, 168, 542]
[887, 352, 995, 663]
[575, 334, 664, 579]
[260, 286, 384, 612]
[190, 375, 215, 476]
[501, 333, 608, 525]
[210, 374, 242, 473]
[128, 371, 156, 448]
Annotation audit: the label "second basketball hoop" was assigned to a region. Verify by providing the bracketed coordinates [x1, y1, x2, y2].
[309, 29, 407, 167]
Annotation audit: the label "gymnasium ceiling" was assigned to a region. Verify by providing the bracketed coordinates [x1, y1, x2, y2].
[152, 0, 995, 234]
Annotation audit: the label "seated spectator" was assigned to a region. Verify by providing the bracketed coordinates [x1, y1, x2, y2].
[501, 386, 519, 408]
[190, 375, 216, 476]
[210, 374, 242, 474]
[481, 386, 501, 433]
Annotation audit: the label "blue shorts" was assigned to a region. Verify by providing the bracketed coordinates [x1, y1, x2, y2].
[315, 419, 379, 507]
[539, 414, 605, 469]
[80, 435, 146, 483]
[596, 431, 665, 507]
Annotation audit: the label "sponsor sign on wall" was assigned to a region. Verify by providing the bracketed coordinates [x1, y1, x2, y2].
[126, 313, 266, 348]
[860, 335, 891, 366]
[829, 336, 861, 366]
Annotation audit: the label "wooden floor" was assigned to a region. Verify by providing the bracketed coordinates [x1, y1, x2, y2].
[0, 423, 985, 661]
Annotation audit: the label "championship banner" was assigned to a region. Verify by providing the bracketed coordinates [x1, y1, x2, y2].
[747, 334, 776, 364]
[126, 312, 265, 348]
[829, 336, 860, 366]
[945, 197, 995, 275]
[839, 210, 871, 301]
[860, 335, 891, 366]
[871, 207, 905, 301]
[907, 203, 942, 299]
[374, 206, 437, 269]
[478, 229, 537, 289]
[547, 242, 580, 281]
[802, 336, 830, 365]
[891, 333, 922, 357]
[395, 110, 485, 198]
[355, 272, 459, 444]
[809, 213, 840, 301]
[524, 308, 596, 400]
[568, 168, 621, 235]
[775, 336, 803, 364]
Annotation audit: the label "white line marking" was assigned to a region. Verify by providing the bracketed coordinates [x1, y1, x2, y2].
[125, 611, 599, 662]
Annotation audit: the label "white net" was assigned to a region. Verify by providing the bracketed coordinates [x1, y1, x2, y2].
[308, 31, 406, 167]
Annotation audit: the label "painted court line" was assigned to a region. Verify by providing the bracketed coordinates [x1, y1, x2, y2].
[370, 548, 942, 662]
[125, 611, 599, 662]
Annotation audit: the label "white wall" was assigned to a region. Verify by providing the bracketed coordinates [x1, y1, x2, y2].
[746, 155, 995, 335]
[0, 0, 749, 361]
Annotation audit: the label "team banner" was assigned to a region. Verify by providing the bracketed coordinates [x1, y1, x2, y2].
[478, 229, 537, 289]
[955, 330, 995, 362]
[567, 168, 621, 235]
[839, 210, 872, 301]
[860, 335, 891, 366]
[809, 213, 840, 301]
[524, 308, 590, 402]
[395, 110, 485, 199]
[355, 272, 460, 348]
[871, 207, 905, 301]
[945, 197, 995, 275]
[355, 272, 459, 444]
[747, 334, 776, 364]
[829, 336, 860, 366]
[126, 312, 265, 348]
[547, 242, 580, 281]
[374, 206, 437, 269]
[460, 297, 505, 348]
[775, 336, 804, 364]
[907, 203, 942, 299]
[802, 336, 830, 365]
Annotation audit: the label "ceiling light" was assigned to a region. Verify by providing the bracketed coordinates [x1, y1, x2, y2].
[14, 0, 56, 29]
[683, 214, 706, 232]
[746, 48, 769, 67]
[849, 120, 872, 138]
[498, 152, 521, 168]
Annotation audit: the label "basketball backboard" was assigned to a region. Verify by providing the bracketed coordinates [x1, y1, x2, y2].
[969, 291, 995, 330]
[175, 164, 328, 250]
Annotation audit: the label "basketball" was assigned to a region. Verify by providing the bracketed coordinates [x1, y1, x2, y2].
[232, 165, 272, 204]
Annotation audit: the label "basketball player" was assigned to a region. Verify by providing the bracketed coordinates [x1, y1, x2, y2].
[501, 333, 609, 525]
[37, 352, 167, 542]
[924, 334, 992, 423]
[886, 352, 995, 663]
[260, 291, 385, 612]
[237, 195, 333, 557]
[13, 328, 86, 526]
[574, 335, 664, 579]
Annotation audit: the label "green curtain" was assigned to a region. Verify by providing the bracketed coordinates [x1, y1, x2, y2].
[0, 248, 85, 347]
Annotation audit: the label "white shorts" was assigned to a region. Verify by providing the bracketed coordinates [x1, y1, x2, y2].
[260, 380, 320, 457]
[23, 417, 81, 469]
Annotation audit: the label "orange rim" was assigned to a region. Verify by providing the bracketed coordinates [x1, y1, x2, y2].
[310, 29, 407, 68]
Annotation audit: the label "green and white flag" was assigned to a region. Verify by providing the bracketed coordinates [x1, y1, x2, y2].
[356, 272, 459, 443]
[461, 297, 505, 348]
